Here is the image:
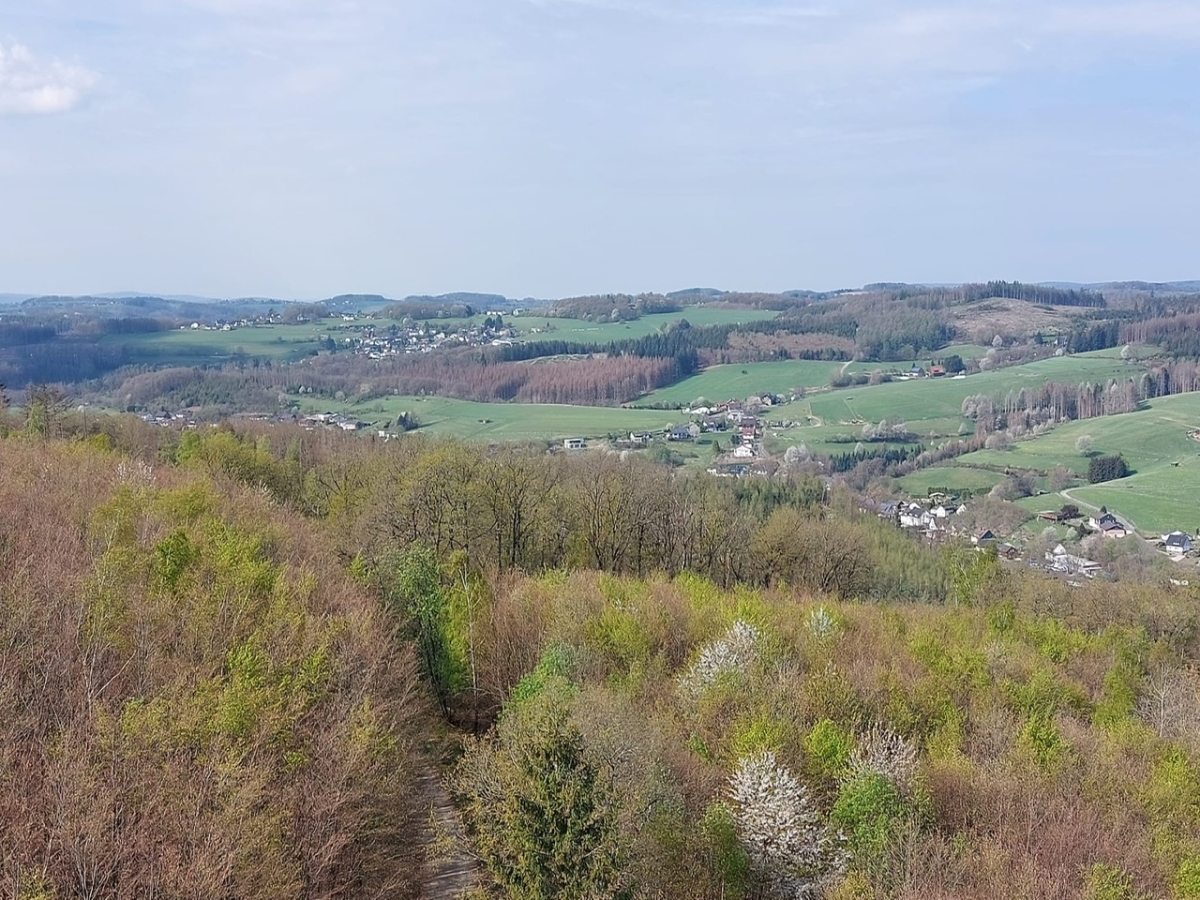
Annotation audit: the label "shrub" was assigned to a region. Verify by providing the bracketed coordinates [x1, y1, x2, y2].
[679, 620, 761, 698]
[702, 802, 752, 898]
[1175, 855, 1200, 898]
[805, 719, 855, 780]
[728, 751, 847, 897]
[831, 772, 910, 867]
[847, 725, 919, 794]
[1019, 716, 1070, 771]
[1084, 862, 1135, 900]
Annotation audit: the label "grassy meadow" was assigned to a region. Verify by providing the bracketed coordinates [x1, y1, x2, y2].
[314, 394, 689, 442]
[901, 391, 1200, 534]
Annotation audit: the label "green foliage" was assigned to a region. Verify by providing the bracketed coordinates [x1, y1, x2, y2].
[584, 598, 655, 688]
[1088, 453, 1131, 484]
[1095, 659, 1141, 729]
[687, 732, 715, 762]
[729, 710, 790, 759]
[377, 544, 466, 714]
[153, 529, 199, 592]
[1003, 667, 1092, 720]
[946, 543, 1000, 606]
[804, 719, 855, 780]
[510, 643, 579, 707]
[1145, 748, 1200, 835]
[1175, 856, 1200, 898]
[1019, 716, 1070, 771]
[454, 691, 629, 900]
[909, 633, 990, 692]
[1021, 616, 1089, 664]
[701, 801, 751, 898]
[1084, 863, 1136, 900]
[831, 772, 910, 867]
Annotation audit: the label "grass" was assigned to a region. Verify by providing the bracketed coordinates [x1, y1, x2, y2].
[638, 360, 847, 407]
[101, 323, 333, 362]
[312, 395, 691, 442]
[895, 467, 1008, 497]
[918, 391, 1200, 534]
[806, 351, 1134, 426]
[841, 343, 990, 376]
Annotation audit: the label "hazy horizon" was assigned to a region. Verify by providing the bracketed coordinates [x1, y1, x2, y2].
[3, 1, 1199, 299]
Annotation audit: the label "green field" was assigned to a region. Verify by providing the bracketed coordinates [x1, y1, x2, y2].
[508, 307, 778, 345]
[102, 323, 335, 361]
[806, 351, 1134, 426]
[903, 391, 1200, 534]
[895, 467, 1008, 497]
[638, 360, 848, 407]
[315, 395, 690, 442]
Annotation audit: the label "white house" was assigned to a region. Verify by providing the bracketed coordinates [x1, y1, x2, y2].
[1162, 531, 1194, 556]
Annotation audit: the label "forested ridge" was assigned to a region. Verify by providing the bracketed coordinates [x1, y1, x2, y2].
[3, 410, 1200, 899]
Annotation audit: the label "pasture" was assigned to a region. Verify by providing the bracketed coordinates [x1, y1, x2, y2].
[314, 395, 687, 442]
[638, 360, 847, 407]
[507, 307, 778, 345]
[908, 391, 1200, 534]
[101, 323, 336, 362]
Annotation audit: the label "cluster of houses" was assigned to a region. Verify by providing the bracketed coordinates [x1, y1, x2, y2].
[178, 311, 288, 332]
[139, 411, 199, 428]
[878, 498, 967, 539]
[303, 412, 368, 432]
[348, 320, 515, 359]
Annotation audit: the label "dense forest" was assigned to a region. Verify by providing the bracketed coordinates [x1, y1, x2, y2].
[3, 412, 1200, 899]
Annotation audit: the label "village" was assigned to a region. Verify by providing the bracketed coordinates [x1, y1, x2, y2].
[875, 495, 1197, 584]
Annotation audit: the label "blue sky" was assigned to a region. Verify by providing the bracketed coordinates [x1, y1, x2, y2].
[1, 0, 1197, 299]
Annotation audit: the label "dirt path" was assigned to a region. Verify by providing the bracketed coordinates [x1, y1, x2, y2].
[1059, 487, 1147, 537]
[419, 766, 480, 900]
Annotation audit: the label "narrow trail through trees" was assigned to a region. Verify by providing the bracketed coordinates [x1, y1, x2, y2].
[418, 765, 480, 900]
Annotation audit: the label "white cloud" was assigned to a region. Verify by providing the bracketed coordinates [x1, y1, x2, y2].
[0, 41, 98, 115]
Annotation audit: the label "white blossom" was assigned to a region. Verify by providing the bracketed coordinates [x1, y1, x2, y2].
[115, 459, 155, 486]
[678, 620, 760, 697]
[728, 751, 847, 898]
[846, 724, 918, 793]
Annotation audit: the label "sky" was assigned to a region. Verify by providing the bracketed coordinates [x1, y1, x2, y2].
[1, 1, 1198, 300]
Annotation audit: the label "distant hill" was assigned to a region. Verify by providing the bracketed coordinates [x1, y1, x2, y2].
[667, 287, 728, 300]
[323, 294, 397, 311]
[404, 292, 511, 308]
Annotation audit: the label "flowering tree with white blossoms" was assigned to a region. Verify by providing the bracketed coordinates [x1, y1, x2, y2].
[728, 751, 847, 898]
[678, 619, 761, 698]
[846, 724, 919, 794]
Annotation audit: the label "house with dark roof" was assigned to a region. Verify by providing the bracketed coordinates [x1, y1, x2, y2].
[1162, 531, 1194, 556]
[1090, 512, 1129, 538]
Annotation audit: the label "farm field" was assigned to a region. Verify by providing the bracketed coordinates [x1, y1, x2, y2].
[755, 352, 1132, 456]
[637, 360, 847, 407]
[101, 323, 335, 361]
[903, 391, 1200, 534]
[311, 394, 688, 442]
[505, 307, 779, 344]
[806, 350, 1134, 426]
